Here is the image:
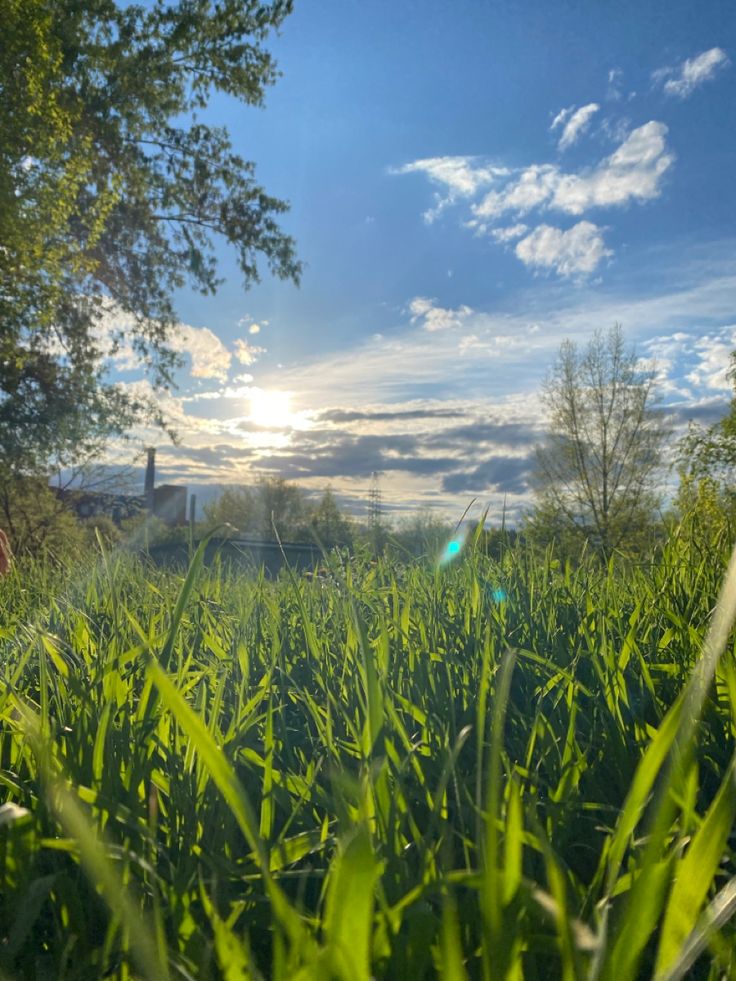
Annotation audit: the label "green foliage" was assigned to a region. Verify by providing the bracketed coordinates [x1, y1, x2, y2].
[671, 474, 736, 557]
[204, 485, 258, 534]
[2, 524, 736, 977]
[0, 0, 300, 475]
[0, 476, 85, 557]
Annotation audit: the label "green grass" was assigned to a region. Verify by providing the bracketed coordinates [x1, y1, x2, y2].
[2, 527, 736, 979]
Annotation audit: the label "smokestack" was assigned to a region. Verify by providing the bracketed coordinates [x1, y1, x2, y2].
[144, 447, 156, 510]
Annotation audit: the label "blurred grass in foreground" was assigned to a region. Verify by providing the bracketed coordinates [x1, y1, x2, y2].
[1, 521, 736, 979]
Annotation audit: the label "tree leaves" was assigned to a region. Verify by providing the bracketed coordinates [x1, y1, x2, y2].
[0, 0, 300, 475]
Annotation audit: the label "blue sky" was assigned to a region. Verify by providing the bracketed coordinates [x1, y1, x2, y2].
[109, 0, 736, 520]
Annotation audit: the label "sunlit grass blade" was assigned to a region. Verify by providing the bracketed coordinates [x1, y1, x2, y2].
[321, 825, 380, 981]
[656, 874, 736, 981]
[481, 646, 518, 981]
[440, 892, 469, 981]
[655, 753, 736, 975]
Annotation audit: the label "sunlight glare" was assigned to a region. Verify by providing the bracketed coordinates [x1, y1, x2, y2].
[248, 388, 293, 429]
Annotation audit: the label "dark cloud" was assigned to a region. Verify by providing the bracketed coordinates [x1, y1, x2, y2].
[441, 455, 534, 494]
[428, 420, 540, 448]
[316, 407, 464, 423]
[255, 432, 458, 480]
[159, 444, 257, 469]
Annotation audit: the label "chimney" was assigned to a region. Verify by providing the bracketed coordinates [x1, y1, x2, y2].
[144, 447, 155, 510]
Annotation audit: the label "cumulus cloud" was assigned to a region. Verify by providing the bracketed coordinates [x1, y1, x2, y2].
[167, 324, 232, 380]
[686, 331, 736, 390]
[408, 296, 474, 331]
[395, 120, 674, 277]
[551, 102, 600, 150]
[474, 121, 673, 220]
[515, 221, 611, 277]
[90, 302, 232, 381]
[234, 339, 267, 365]
[653, 47, 729, 98]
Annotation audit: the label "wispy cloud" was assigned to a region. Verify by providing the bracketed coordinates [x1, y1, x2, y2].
[607, 68, 624, 101]
[409, 296, 474, 331]
[551, 102, 600, 150]
[390, 156, 508, 222]
[234, 339, 267, 365]
[653, 47, 729, 98]
[490, 223, 528, 243]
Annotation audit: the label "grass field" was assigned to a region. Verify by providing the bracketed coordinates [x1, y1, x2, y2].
[2, 524, 736, 979]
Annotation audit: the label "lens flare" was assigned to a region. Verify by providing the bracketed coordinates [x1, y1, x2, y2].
[439, 532, 467, 566]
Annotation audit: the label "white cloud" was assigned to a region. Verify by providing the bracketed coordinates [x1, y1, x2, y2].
[686, 330, 736, 390]
[552, 102, 600, 150]
[653, 47, 729, 98]
[391, 156, 509, 222]
[607, 68, 623, 101]
[395, 117, 673, 279]
[408, 297, 474, 331]
[392, 156, 507, 197]
[515, 221, 611, 277]
[550, 106, 573, 131]
[473, 164, 559, 220]
[234, 339, 266, 365]
[552, 121, 673, 213]
[90, 302, 232, 381]
[473, 121, 673, 220]
[249, 323, 261, 335]
[168, 324, 231, 381]
[491, 223, 528, 243]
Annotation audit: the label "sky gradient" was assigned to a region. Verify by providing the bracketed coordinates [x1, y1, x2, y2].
[107, 0, 736, 522]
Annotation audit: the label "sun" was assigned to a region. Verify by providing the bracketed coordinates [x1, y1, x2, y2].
[248, 388, 294, 428]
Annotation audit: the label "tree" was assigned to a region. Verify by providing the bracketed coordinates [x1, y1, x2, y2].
[253, 476, 306, 540]
[203, 485, 255, 533]
[309, 488, 353, 547]
[530, 325, 664, 558]
[0, 475, 85, 557]
[0, 0, 300, 477]
[204, 477, 307, 540]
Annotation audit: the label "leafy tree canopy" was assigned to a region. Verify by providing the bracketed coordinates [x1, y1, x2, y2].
[0, 0, 300, 475]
